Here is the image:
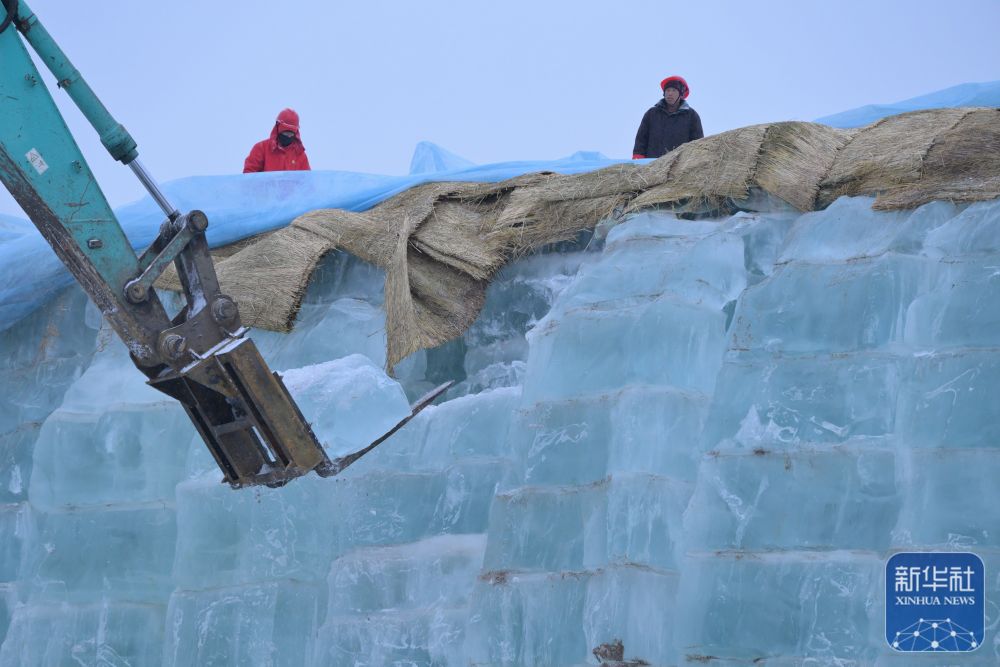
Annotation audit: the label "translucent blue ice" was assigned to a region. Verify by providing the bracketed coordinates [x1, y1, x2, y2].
[2, 194, 1000, 664]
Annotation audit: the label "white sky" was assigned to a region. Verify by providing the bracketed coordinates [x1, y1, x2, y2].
[2, 0, 999, 216]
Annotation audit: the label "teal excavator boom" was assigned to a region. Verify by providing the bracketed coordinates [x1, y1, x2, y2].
[0, 0, 447, 489]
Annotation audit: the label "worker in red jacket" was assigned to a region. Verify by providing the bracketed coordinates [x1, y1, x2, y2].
[243, 108, 312, 173]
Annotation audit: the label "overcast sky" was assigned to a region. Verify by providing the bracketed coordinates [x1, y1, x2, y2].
[2, 0, 998, 216]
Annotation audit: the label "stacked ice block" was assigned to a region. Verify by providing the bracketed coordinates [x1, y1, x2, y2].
[1, 196, 999, 665]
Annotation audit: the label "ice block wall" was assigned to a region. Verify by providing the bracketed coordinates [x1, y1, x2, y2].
[1, 195, 998, 665]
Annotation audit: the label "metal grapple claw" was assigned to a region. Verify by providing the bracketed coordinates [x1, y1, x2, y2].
[150, 335, 327, 488]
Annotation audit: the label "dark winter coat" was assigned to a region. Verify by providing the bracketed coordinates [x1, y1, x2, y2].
[632, 100, 704, 159]
[243, 109, 311, 173]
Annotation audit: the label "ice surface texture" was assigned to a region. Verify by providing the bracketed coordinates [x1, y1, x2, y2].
[2, 195, 1000, 665]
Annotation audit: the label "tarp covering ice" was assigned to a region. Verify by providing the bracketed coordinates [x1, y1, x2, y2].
[3, 102, 1000, 340]
[815, 78, 1000, 127]
[157, 108, 1000, 369]
[0, 147, 623, 335]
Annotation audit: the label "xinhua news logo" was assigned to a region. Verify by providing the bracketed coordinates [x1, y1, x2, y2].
[886, 552, 985, 652]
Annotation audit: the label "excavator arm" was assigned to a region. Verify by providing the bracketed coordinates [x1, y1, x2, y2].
[0, 0, 447, 489]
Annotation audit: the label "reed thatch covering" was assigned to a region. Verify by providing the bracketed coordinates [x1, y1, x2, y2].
[158, 107, 1000, 369]
[858, 108, 1000, 210]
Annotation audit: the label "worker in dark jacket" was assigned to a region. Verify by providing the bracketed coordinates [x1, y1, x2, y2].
[632, 76, 703, 159]
[243, 108, 312, 173]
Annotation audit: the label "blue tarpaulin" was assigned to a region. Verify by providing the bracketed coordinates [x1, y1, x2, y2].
[0, 143, 625, 333]
[815, 80, 1000, 128]
[5, 78, 998, 334]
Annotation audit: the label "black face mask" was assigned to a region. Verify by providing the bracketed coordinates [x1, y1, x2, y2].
[277, 132, 295, 147]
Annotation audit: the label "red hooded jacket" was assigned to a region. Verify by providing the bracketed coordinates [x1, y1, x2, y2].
[243, 108, 311, 173]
